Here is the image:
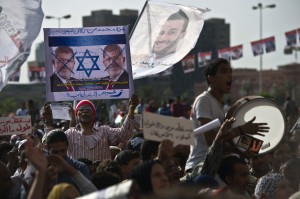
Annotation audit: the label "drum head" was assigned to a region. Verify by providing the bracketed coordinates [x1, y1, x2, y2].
[231, 98, 286, 154]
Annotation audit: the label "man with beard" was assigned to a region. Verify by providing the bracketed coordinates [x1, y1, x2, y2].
[50, 46, 79, 92]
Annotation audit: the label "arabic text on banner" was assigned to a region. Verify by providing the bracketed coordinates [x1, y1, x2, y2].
[44, 26, 134, 101]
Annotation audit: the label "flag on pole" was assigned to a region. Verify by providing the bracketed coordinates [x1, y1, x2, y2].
[251, 40, 264, 56]
[263, 36, 276, 53]
[285, 30, 297, 47]
[0, 0, 44, 91]
[130, 0, 209, 79]
[230, 45, 243, 60]
[198, 51, 212, 67]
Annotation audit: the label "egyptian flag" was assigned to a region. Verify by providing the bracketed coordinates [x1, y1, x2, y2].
[251, 40, 264, 56]
[218, 47, 231, 61]
[197, 51, 211, 67]
[285, 30, 297, 47]
[181, 54, 195, 73]
[230, 45, 243, 60]
[0, 0, 44, 91]
[263, 36, 276, 53]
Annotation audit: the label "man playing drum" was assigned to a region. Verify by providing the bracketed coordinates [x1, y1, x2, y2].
[185, 58, 269, 173]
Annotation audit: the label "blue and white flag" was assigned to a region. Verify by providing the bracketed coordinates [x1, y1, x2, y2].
[0, 0, 44, 91]
[130, 1, 209, 79]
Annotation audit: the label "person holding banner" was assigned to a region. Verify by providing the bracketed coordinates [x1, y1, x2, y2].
[42, 94, 139, 161]
[101, 44, 129, 90]
[185, 58, 269, 173]
[50, 46, 79, 92]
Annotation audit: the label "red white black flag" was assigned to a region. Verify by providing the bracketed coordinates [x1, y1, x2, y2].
[263, 36, 276, 53]
[285, 30, 297, 47]
[197, 51, 212, 67]
[218, 47, 231, 61]
[251, 40, 264, 56]
[182, 54, 195, 73]
[230, 45, 243, 60]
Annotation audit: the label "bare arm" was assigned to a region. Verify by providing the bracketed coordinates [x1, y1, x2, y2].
[200, 118, 218, 146]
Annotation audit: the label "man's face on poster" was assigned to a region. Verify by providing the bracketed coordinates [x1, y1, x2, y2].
[52, 52, 75, 80]
[152, 19, 186, 58]
[103, 50, 125, 79]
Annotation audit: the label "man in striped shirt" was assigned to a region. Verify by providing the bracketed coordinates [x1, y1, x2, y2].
[43, 95, 139, 161]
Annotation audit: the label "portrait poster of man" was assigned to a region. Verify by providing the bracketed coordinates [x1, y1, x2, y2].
[130, 1, 209, 79]
[230, 45, 243, 60]
[44, 26, 133, 102]
[181, 54, 195, 73]
[251, 40, 264, 56]
[285, 30, 297, 47]
[263, 36, 276, 53]
[218, 47, 231, 61]
[197, 51, 211, 67]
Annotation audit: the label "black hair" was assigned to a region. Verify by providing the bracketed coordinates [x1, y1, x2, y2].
[217, 154, 248, 185]
[140, 140, 160, 161]
[204, 58, 230, 85]
[129, 159, 163, 195]
[91, 171, 121, 190]
[167, 9, 189, 32]
[96, 160, 122, 180]
[115, 150, 140, 166]
[45, 129, 69, 146]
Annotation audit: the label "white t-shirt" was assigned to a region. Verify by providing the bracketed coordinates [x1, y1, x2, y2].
[185, 90, 225, 171]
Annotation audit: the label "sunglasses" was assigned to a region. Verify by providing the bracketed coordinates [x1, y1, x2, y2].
[78, 106, 94, 112]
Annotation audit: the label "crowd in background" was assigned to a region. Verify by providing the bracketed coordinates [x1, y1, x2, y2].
[0, 81, 300, 198]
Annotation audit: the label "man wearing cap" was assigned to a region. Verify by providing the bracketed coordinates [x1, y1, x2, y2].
[42, 95, 139, 161]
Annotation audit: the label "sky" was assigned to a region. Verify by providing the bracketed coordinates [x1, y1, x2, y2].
[28, 0, 300, 71]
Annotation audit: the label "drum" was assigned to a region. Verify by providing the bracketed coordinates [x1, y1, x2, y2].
[225, 96, 286, 154]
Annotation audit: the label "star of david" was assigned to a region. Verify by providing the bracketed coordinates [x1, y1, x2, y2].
[76, 49, 100, 77]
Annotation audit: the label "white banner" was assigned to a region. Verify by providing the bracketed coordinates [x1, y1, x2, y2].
[0, 0, 44, 91]
[50, 102, 72, 120]
[130, 1, 209, 79]
[0, 116, 31, 135]
[143, 112, 195, 146]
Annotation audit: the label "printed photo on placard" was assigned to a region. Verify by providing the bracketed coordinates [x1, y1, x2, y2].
[44, 26, 133, 101]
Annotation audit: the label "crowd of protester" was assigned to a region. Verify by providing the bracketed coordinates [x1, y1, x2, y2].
[1, 61, 300, 199]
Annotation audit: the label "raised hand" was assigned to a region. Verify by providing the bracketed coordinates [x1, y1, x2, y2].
[240, 116, 270, 137]
[41, 102, 53, 126]
[129, 94, 139, 109]
[47, 154, 76, 176]
[25, 140, 48, 172]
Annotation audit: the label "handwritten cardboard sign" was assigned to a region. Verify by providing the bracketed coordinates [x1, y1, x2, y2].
[0, 116, 31, 135]
[143, 112, 195, 146]
[50, 102, 72, 120]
